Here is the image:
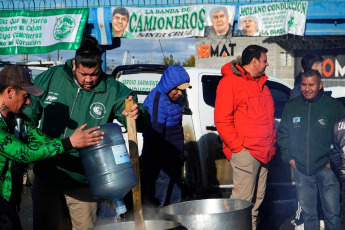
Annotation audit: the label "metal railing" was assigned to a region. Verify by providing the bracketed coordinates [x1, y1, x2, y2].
[0, 0, 340, 10]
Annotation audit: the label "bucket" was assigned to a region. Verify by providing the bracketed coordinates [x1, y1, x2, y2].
[79, 123, 137, 214]
[93, 219, 186, 230]
[161, 198, 252, 230]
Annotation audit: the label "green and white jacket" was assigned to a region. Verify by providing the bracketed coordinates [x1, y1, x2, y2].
[0, 114, 71, 201]
[24, 59, 149, 188]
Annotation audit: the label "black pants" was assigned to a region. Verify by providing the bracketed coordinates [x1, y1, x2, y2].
[0, 196, 22, 230]
[341, 182, 345, 230]
[32, 177, 70, 230]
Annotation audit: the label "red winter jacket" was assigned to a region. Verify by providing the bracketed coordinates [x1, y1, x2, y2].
[214, 58, 276, 164]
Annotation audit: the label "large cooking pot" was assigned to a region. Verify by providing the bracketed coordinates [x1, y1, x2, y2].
[161, 198, 252, 230]
[93, 219, 186, 230]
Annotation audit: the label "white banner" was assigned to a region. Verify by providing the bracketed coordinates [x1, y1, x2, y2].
[0, 9, 89, 54]
[107, 5, 236, 39]
[238, 1, 308, 36]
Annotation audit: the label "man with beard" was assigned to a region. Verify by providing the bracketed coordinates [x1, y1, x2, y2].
[214, 45, 276, 230]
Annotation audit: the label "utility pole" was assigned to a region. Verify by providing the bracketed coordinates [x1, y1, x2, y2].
[122, 51, 129, 65]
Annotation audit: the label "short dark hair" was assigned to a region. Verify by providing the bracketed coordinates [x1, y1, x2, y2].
[113, 7, 129, 19]
[301, 54, 323, 72]
[241, 45, 268, 66]
[75, 36, 103, 68]
[302, 69, 322, 83]
[0, 85, 21, 94]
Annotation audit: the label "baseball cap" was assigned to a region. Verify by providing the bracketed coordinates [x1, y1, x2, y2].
[0, 65, 44, 96]
[176, 82, 192, 90]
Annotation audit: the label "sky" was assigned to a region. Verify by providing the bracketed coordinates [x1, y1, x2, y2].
[0, 37, 196, 69]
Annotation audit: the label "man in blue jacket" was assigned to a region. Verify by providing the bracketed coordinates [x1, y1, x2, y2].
[141, 65, 191, 207]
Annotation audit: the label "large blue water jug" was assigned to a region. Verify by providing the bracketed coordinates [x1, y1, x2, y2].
[79, 123, 137, 214]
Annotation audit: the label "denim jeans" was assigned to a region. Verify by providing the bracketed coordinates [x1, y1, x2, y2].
[142, 157, 182, 207]
[293, 167, 340, 230]
[341, 182, 345, 230]
[155, 168, 182, 206]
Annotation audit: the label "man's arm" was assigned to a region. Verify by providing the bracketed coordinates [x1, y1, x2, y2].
[214, 77, 243, 153]
[277, 105, 293, 165]
[329, 134, 342, 181]
[23, 68, 56, 124]
[121, 95, 150, 132]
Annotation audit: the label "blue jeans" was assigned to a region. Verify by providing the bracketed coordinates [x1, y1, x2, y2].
[142, 157, 182, 206]
[155, 168, 182, 206]
[341, 182, 345, 230]
[293, 167, 340, 230]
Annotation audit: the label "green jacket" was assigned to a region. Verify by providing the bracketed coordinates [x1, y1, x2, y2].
[0, 114, 67, 201]
[24, 59, 149, 187]
[277, 89, 345, 175]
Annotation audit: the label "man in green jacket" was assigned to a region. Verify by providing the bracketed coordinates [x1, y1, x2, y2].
[277, 69, 345, 230]
[24, 36, 149, 230]
[0, 65, 103, 230]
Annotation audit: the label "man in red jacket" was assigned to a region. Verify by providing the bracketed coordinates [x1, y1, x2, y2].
[214, 44, 276, 230]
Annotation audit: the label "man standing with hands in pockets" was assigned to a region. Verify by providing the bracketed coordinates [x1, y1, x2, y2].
[215, 44, 276, 230]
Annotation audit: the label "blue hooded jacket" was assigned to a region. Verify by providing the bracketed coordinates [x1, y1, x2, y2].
[142, 65, 190, 165]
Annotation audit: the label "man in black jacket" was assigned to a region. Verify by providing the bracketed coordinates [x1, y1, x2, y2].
[278, 70, 345, 230]
[330, 116, 345, 230]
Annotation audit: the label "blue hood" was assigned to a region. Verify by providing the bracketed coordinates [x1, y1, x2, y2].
[156, 65, 190, 94]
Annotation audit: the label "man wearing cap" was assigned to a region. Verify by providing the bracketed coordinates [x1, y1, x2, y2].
[214, 45, 275, 230]
[0, 65, 103, 230]
[141, 65, 191, 207]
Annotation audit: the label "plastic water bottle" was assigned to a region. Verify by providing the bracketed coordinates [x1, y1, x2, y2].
[79, 123, 137, 215]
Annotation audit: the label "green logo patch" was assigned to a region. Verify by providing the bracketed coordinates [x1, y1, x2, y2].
[90, 102, 106, 119]
[53, 16, 75, 40]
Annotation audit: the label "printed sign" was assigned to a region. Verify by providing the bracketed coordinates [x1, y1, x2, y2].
[118, 74, 161, 92]
[0, 9, 89, 54]
[94, 5, 236, 43]
[238, 1, 308, 36]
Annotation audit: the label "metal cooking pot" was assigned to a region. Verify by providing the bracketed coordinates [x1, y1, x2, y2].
[161, 199, 252, 230]
[93, 219, 186, 230]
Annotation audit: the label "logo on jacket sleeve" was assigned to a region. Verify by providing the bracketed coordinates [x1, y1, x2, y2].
[90, 102, 106, 119]
[293, 117, 301, 128]
[44, 93, 59, 105]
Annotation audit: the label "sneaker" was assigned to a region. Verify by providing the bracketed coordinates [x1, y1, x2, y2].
[320, 220, 324, 230]
[291, 220, 298, 227]
[292, 220, 324, 230]
[294, 223, 304, 230]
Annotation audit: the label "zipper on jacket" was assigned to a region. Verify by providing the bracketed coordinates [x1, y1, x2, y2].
[307, 102, 311, 174]
[63, 88, 81, 138]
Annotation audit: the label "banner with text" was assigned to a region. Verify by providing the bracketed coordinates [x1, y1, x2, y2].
[238, 1, 308, 36]
[0, 9, 89, 55]
[102, 5, 235, 41]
